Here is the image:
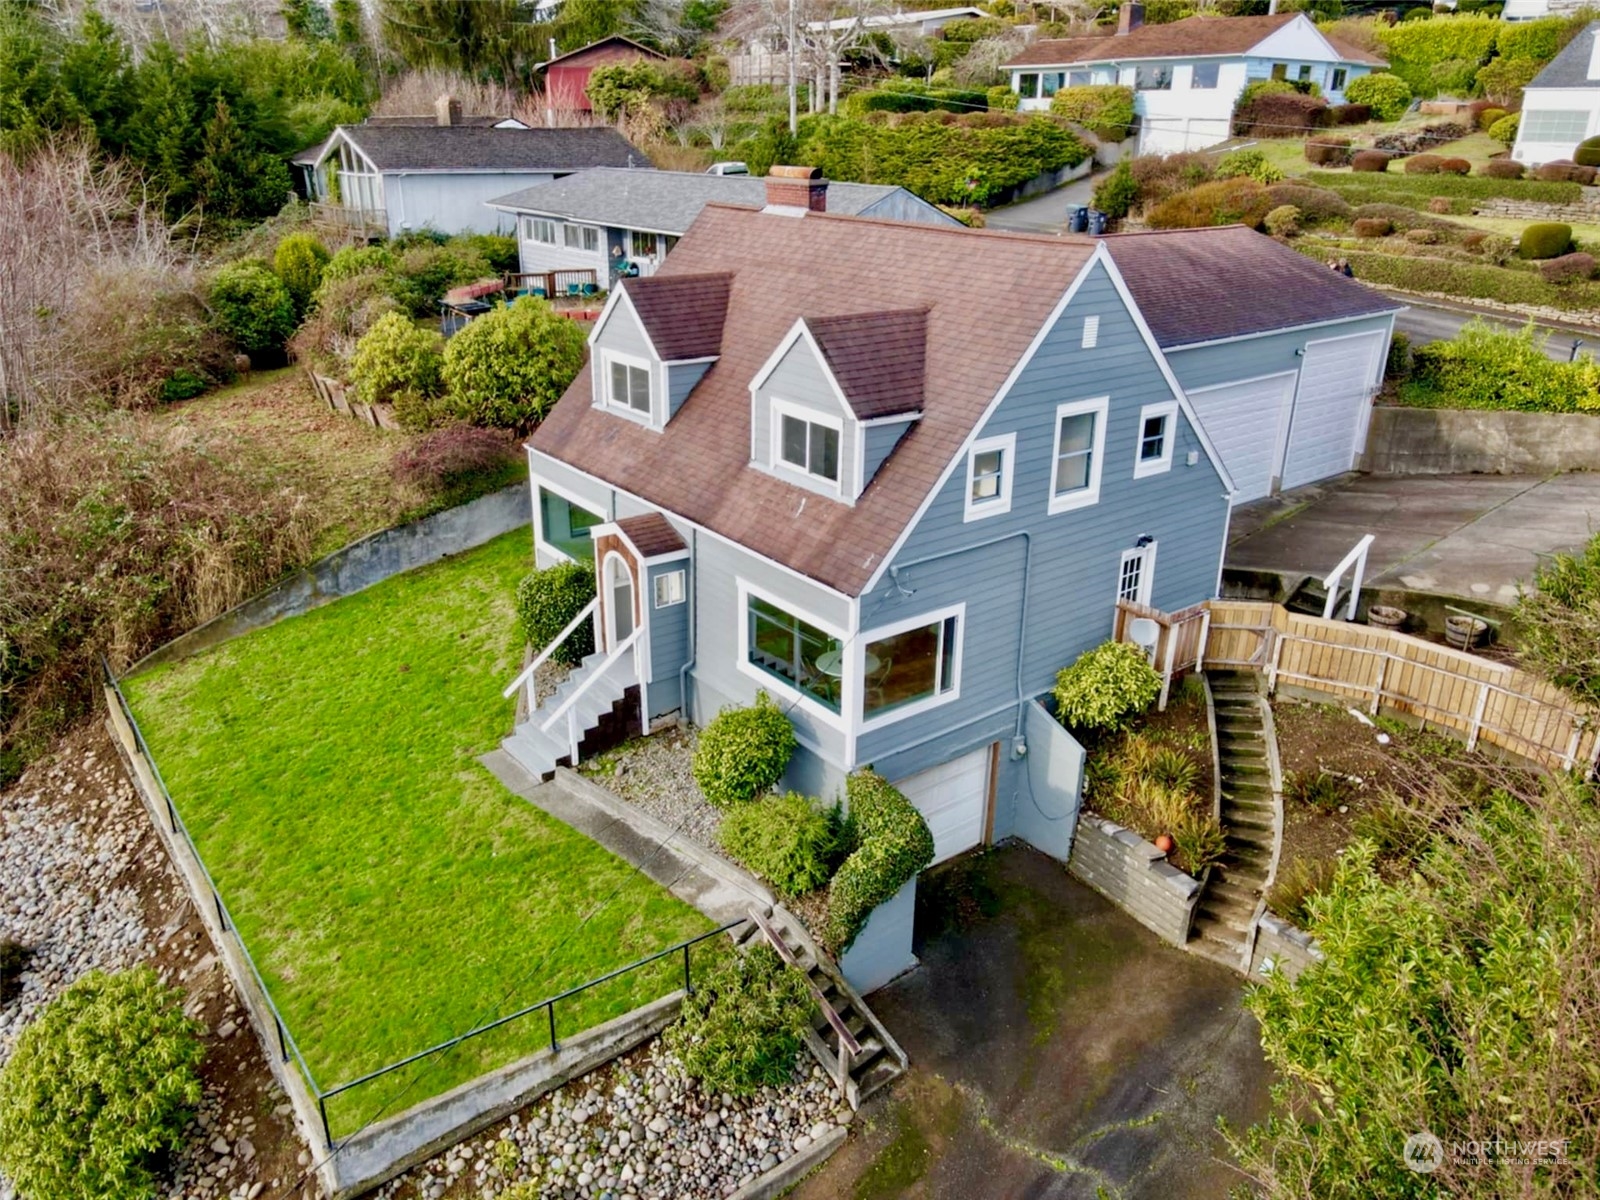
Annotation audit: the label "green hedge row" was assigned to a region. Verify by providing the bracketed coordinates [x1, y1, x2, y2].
[822, 771, 935, 952]
[1305, 170, 1584, 207]
[1308, 246, 1600, 312]
[1408, 320, 1600, 412]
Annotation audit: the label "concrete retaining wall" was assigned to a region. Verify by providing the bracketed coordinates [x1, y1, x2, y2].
[1360, 405, 1600, 475]
[1248, 912, 1323, 981]
[1067, 815, 1201, 946]
[133, 485, 530, 671]
[839, 879, 917, 995]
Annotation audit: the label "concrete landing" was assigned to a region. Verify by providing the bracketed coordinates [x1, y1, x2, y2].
[479, 751, 772, 925]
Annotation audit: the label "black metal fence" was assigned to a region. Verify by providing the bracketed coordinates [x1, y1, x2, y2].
[102, 659, 738, 1147]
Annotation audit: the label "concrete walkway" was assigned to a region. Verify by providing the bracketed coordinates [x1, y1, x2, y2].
[1227, 472, 1600, 605]
[985, 172, 1103, 234]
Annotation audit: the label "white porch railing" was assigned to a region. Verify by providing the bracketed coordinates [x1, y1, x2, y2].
[502, 598, 597, 712]
[539, 628, 643, 764]
[1322, 533, 1375, 621]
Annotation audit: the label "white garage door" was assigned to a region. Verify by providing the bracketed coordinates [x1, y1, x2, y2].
[1281, 331, 1386, 491]
[1185, 373, 1295, 503]
[894, 746, 991, 865]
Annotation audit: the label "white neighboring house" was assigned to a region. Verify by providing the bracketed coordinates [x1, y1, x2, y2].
[1511, 21, 1600, 163]
[1003, 7, 1384, 154]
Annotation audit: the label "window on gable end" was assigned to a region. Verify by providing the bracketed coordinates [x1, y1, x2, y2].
[1049, 396, 1108, 514]
[1133, 401, 1178, 478]
[965, 432, 1015, 521]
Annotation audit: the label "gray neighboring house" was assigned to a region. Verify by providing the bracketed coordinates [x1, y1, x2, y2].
[1106, 226, 1402, 502]
[487, 167, 961, 283]
[304, 111, 650, 238]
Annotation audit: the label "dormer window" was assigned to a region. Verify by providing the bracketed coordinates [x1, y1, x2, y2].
[775, 401, 840, 485]
[604, 351, 653, 417]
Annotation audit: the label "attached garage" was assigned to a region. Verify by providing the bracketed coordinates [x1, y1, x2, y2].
[1280, 331, 1386, 491]
[894, 745, 993, 865]
[1184, 372, 1296, 504]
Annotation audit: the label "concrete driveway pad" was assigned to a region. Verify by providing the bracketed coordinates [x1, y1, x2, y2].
[792, 845, 1271, 1200]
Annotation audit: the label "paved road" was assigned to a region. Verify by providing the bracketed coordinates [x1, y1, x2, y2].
[1393, 298, 1600, 361]
[984, 172, 1102, 234]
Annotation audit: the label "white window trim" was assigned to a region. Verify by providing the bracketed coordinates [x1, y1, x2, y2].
[533, 476, 606, 564]
[1133, 400, 1179, 479]
[1117, 543, 1156, 608]
[653, 569, 686, 608]
[1047, 396, 1109, 515]
[735, 578, 850, 728]
[963, 432, 1015, 523]
[769, 397, 846, 496]
[563, 222, 601, 252]
[526, 216, 557, 245]
[857, 602, 965, 733]
[598, 348, 655, 425]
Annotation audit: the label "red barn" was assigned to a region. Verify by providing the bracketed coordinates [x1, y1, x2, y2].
[543, 36, 668, 116]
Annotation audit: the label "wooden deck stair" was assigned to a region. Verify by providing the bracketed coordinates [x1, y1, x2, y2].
[1189, 670, 1282, 971]
[738, 906, 907, 1108]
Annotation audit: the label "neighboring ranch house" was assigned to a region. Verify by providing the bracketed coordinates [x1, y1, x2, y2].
[487, 167, 960, 284]
[1511, 21, 1600, 164]
[506, 170, 1240, 872]
[1105, 227, 1401, 502]
[1004, 8, 1384, 154]
[305, 118, 649, 238]
[542, 36, 670, 118]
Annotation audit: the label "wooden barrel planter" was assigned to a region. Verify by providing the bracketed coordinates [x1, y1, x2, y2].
[1445, 614, 1489, 649]
[1367, 605, 1407, 631]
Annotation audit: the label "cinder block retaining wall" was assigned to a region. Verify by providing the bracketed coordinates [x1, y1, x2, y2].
[1068, 815, 1201, 946]
[1248, 913, 1323, 982]
[1477, 197, 1600, 224]
[1361, 406, 1600, 475]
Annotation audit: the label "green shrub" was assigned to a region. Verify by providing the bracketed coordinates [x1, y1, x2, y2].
[1402, 152, 1443, 174]
[1264, 203, 1301, 237]
[1051, 640, 1162, 733]
[1265, 182, 1352, 224]
[389, 242, 493, 318]
[349, 311, 444, 414]
[322, 243, 396, 283]
[1215, 148, 1284, 185]
[586, 59, 701, 121]
[986, 84, 1020, 111]
[1232, 90, 1328, 137]
[1305, 167, 1582, 206]
[823, 770, 935, 952]
[1091, 157, 1139, 218]
[1265, 854, 1337, 925]
[1304, 134, 1352, 167]
[208, 259, 296, 357]
[848, 83, 988, 116]
[1374, 17, 1497, 96]
[1410, 319, 1600, 412]
[1520, 221, 1572, 259]
[272, 231, 330, 319]
[719, 792, 844, 897]
[1514, 531, 1600, 705]
[693, 692, 797, 808]
[1289, 770, 1347, 814]
[1477, 105, 1508, 132]
[1049, 84, 1136, 142]
[514, 560, 596, 667]
[440, 296, 587, 433]
[1386, 328, 1412, 378]
[1148, 745, 1200, 794]
[664, 943, 814, 1095]
[1488, 111, 1519, 145]
[1576, 134, 1600, 168]
[1480, 233, 1515, 264]
[1404, 226, 1438, 243]
[1169, 808, 1226, 876]
[1319, 244, 1600, 311]
[1343, 71, 1412, 120]
[0, 966, 204, 1200]
[1146, 176, 1273, 229]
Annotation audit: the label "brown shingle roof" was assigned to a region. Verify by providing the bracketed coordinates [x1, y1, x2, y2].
[806, 309, 927, 420]
[531, 206, 1095, 596]
[622, 273, 732, 361]
[1005, 13, 1384, 66]
[614, 512, 687, 557]
[1103, 225, 1400, 348]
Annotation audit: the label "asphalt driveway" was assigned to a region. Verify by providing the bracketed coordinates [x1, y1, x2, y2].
[792, 844, 1272, 1200]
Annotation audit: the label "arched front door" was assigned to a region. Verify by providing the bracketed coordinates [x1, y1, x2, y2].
[603, 551, 635, 649]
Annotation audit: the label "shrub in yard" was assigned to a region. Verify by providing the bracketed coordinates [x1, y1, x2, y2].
[1540, 251, 1597, 283]
[1146, 177, 1273, 229]
[1264, 204, 1301, 237]
[1091, 157, 1139, 219]
[1405, 227, 1439, 244]
[693, 692, 797, 808]
[1352, 216, 1393, 237]
[1289, 770, 1347, 814]
[1049, 84, 1136, 142]
[292, 269, 402, 371]
[441, 297, 588, 434]
[1128, 151, 1217, 207]
[1304, 134, 1352, 167]
[1350, 149, 1390, 172]
[1480, 157, 1525, 179]
[1411, 319, 1600, 412]
[1386, 329, 1412, 378]
[1169, 809, 1226, 876]
[1232, 91, 1328, 137]
[823, 771, 935, 952]
[1329, 102, 1371, 124]
[1264, 182, 1351, 224]
[321, 243, 397, 283]
[1265, 855, 1337, 925]
[391, 424, 520, 506]
[1436, 156, 1471, 175]
[1403, 153, 1443, 174]
[1052, 640, 1162, 734]
[208, 259, 297, 358]
[0, 966, 204, 1200]
[1576, 134, 1600, 168]
[1487, 112, 1520, 146]
[349, 311, 445, 414]
[664, 943, 814, 1095]
[1425, 196, 1451, 213]
[272, 231, 330, 319]
[1215, 148, 1283, 185]
[986, 84, 1020, 111]
[1476, 106, 1508, 132]
[514, 560, 596, 667]
[1343, 72, 1412, 121]
[1515, 531, 1600, 706]
[1480, 232, 1515, 264]
[1520, 221, 1573, 259]
[719, 792, 844, 897]
[1148, 745, 1200, 794]
[388, 242, 494, 318]
[1535, 160, 1597, 184]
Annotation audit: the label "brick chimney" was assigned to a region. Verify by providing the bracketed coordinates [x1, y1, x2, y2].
[763, 165, 828, 215]
[1117, 1, 1144, 34]
[435, 94, 463, 127]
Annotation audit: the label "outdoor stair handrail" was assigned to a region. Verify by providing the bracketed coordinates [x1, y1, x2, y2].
[502, 598, 599, 709]
[747, 906, 862, 1107]
[1322, 533, 1375, 621]
[538, 627, 643, 762]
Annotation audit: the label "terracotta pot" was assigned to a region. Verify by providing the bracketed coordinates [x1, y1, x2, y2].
[1154, 834, 1174, 855]
[1368, 604, 1406, 631]
[1445, 614, 1488, 649]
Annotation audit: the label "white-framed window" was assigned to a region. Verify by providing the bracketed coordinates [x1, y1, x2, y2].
[860, 603, 964, 728]
[1297, 64, 1313, 82]
[1133, 401, 1178, 478]
[1135, 63, 1172, 91]
[1040, 71, 1066, 97]
[1017, 72, 1039, 99]
[653, 569, 686, 608]
[525, 217, 557, 244]
[563, 223, 600, 252]
[535, 482, 604, 563]
[964, 432, 1015, 521]
[1190, 61, 1220, 89]
[772, 400, 842, 486]
[1117, 542, 1156, 606]
[1521, 110, 1590, 143]
[1067, 69, 1093, 86]
[1331, 67, 1347, 91]
[1082, 315, 1100, 349]
[1048, 396, 1109, 514]
[738, 580, 846, 720]
[603, 350, 653, 417]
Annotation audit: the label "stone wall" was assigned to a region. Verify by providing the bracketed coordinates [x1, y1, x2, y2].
[1067, 815, 1201, 946]
[1248, 912, 1323, 981]
[1361, 405, 1600, 475]
[1477, 197, 1600, 224]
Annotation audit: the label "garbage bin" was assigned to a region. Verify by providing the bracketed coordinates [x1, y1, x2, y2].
[1087, 208, 1108, 236]
[1066, 204, 1089, 234]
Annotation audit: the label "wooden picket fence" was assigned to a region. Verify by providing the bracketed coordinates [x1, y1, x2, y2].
[1116, 598, 1599, 776]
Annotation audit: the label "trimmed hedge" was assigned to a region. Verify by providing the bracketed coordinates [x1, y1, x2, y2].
[1404, 154, 1444, 175]
[1488, 112, 1520, 145]
[1265, 182, 1352, 223]
[1535, 160, 1598, 185]
[1540, 252, 1597, 283]
[1232, 91, 1328, 137]
[1049, 85, 1136, 143]
[719, 792, 843, 898]
[1330, 102, 1371, 125]
[1437, 157, 1471, 175]
[1305, 134, 1353, 166]
[515, 560, 595, 667]
[1351, 150, 1391, 172]
[1477, 106, 1509, 132]
[1577, 135, 1600, 168]
[1353, 217, 1393, 237]
[1480, 158, 1525, 179]
[1343, 71, 1412, 120]
[1521, 222, 1574, 259]
[1300, 245, 1600, 312]
[662, 944, 815, 1095]
[1146, 176, 1273, 229]
[822, 771, 935, 953]
[693, 692, 797, 808]
[1306, 169, 1584, 206]
[1374, 17, 1499, 97]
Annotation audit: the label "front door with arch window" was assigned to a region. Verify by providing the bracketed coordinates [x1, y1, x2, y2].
[603, 551, 636, 649]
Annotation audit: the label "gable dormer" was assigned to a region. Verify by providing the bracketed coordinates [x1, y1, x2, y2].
[589, 273, 731, 431]
[749, 309, 926, 504]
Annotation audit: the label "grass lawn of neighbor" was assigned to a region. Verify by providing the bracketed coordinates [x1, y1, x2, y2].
[123, 531, 709, 1135]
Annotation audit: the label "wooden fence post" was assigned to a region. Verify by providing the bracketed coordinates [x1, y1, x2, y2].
[1267, 631, 1284, 696]
[1369, 654, 1388, 716]
[1467, 682, 1490, 752]
[1195, 609, 1210, 674]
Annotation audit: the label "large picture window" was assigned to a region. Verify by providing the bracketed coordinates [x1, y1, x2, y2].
[1521, 110, 1590, 143]
[1190, 62, 1219, 89]
[1135, 64, 1172, 91]
[746, 595, 842, 713]
[863, 610, 961, 721]
[538, 487, 603, 561]
[564, 223, 600, 252]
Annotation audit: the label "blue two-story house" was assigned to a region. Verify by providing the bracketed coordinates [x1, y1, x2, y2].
[502, 168, 1240, 867]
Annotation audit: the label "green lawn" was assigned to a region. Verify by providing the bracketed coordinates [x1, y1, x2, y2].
[123, 531, 709, 1135]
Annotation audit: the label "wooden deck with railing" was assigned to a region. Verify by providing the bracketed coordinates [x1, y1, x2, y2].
[309, 201, 387, 235]
[505, 269, 602, 300]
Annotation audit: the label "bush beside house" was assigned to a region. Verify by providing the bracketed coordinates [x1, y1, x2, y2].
[1052, 640, 1162, 733]
[516, 559, 597, 667]
[821, 771, 935, 953]
[692, 692, 797, 808]
[440, 297, 589, 434]
[662, 944, 816, 1095]
[1049, 85, 1136, 142]
[719, 792, 845, 898]
[1408, 321, 1600, 413]
[1341, 72, 1412, 121]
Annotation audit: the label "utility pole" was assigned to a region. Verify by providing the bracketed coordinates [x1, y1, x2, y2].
[787, 0, 798, 135]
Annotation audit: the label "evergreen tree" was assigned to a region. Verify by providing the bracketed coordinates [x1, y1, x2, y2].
[332, 0, 365, 45]
[378, 0, 541, 83]
[283, 0, 335, 39]
[57, 4, 134, 153]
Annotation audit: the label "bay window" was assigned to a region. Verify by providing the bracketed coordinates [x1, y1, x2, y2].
[746, 594, 843, 713]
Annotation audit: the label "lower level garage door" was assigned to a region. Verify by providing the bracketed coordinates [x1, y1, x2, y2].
[894, 746, 992, 865]
[1281, 331, 1386, 491]
[1185, 373, 1296, 503]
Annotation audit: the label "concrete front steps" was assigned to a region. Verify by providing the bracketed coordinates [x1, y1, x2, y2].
[1189, 670, 1282, 971]
[501, 651, 640, 781]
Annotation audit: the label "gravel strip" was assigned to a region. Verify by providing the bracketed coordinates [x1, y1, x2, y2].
[581, 728, 724, 848]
